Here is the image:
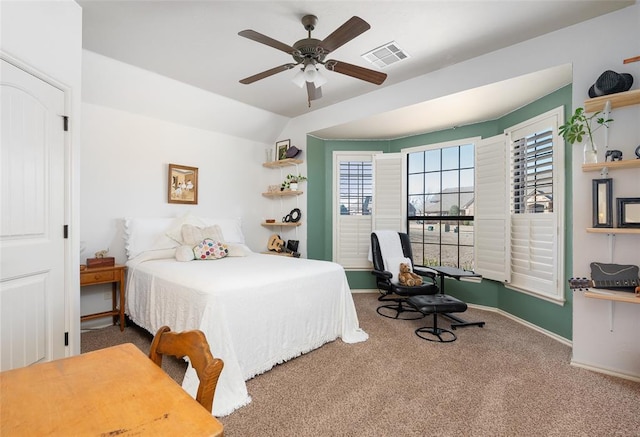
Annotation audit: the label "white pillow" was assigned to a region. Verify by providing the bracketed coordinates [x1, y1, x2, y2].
[181, 224, 225, 246]
[384, 257, 412, 284]
[165, 212, 206, 243]
[198, 217, 245, 244]
[124, 217, 179, 260]
[175, 245, 195, 262]
[226, 243, 252, 257]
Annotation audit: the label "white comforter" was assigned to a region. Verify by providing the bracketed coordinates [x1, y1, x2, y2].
[126, 250, 368, 416]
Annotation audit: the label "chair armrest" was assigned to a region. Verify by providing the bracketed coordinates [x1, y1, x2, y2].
[371, 269, 392, 280]
[414, 266, 437, 280]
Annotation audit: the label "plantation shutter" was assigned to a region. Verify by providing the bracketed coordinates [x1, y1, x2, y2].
[475, 134, 510, 282]
[372, 153, 405, 232]
[507, 110, 562, 300]
[333, 152, 374, 269]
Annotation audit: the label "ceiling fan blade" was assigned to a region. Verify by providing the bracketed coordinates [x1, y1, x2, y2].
[239, 63, 297, 84]
[319, 16, 370, 53]
[324, 60, 387, 85]
[238, 29, 296, 54]
[306, 82, 322, 101]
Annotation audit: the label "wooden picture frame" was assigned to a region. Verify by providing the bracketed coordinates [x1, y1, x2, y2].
[168, 163, 198, 204]
[592, 178, 612, 228]
[276, 139, 290, 161]
[617, 197, 640, 228]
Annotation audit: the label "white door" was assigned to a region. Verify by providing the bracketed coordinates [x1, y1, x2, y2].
[1, 59, 66, 370]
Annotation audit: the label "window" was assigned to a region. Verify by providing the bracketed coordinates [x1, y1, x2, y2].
[339, 161, 372, 216]
[333, 152, 376, 269]
[406, 141, 475, 269]
[511, 131, 554, 215]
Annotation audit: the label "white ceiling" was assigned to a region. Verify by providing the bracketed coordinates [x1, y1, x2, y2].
[78, 1, 633, 139]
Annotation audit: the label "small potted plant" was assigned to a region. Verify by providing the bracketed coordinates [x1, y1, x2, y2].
[558, 107, 613, 164]
[281, 174, 307, 191]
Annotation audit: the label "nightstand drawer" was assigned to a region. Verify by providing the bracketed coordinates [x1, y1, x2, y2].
[81, 270, 115, 285]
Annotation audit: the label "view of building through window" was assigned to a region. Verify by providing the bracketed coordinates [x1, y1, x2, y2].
[407, 144, 474, 269]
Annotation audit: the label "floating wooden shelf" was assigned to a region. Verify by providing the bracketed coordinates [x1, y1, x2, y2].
[261, 251, 295, 257]
[584, 289, 640, 304]
[262, 158, 302, 168]
[584, 89, 640, 113]
[582, 159, 640, 172]
[261, 222, 301, 227]
[586, 227, 640, 235]
[262, 190, 303, 197]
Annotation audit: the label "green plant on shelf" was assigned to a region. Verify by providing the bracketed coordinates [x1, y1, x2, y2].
[281, 174, 307, 190]
[558, 107, 612, 145]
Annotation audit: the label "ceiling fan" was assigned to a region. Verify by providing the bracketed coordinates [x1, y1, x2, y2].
[238, 15, 387, 106]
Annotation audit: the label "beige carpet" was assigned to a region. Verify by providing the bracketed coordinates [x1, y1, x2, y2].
[82, 293, 640, 436]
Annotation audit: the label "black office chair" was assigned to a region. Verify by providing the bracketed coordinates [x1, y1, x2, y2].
[370, 231, 439, 319]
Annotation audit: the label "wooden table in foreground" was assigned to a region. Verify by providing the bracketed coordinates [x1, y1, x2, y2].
[0, 343, 224, 436]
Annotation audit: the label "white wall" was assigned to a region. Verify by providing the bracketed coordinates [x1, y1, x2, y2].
[80, 51, 284, 324]
[282, 4, 640, 379]
[1, 0, 83, 354]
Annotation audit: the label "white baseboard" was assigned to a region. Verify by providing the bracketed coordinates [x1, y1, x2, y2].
[469, 303, 572, 347]
[570, 360, 640, 383]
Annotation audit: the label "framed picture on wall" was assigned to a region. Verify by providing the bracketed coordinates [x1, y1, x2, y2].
[276, 139, 290, 161]
[617, 197, 640, 228]
[168, 163, 198, 204]
[592, 178, 612, 228]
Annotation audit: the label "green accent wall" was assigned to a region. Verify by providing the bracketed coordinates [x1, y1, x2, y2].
[306, 85, 573, 340]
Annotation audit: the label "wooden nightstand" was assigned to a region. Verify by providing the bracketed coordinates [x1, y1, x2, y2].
[80, 264, 127, 331]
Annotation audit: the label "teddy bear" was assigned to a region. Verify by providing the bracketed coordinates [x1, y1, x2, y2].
[398, 262, 423, 287]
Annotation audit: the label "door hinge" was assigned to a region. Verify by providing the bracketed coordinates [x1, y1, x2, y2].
[62, 116, 69, 132]
[63, 225, 69, 239]
[64, 332, 69, 346]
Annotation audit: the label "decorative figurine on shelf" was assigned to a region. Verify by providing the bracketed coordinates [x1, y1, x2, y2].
[87, 249, 115, 268]
[605, 149, 623, 162]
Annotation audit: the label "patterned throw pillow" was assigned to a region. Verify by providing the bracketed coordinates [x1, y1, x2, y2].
[193, 238, 228, 260]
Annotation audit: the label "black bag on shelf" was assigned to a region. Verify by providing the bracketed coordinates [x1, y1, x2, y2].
[590, 262, 639, 290]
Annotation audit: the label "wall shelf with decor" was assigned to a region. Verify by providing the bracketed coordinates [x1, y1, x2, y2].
[584, 88, 640, 112]
[262, 190, 303, 197]
[261, 222, 301, 227]
[583, 289, 640, 305]
[262, 158, 302, 168]
[582, 159, 640, 172]
[586, 227, 640, 235]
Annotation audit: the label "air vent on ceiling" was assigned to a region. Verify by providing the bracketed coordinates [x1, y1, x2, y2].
[361, 41, 410, 69]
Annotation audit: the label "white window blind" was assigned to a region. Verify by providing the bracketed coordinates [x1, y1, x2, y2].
[372, 153, 404, 232]
[474, 134, 510, 283]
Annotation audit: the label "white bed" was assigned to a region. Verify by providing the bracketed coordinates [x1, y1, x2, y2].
[123, 215, 368, 416]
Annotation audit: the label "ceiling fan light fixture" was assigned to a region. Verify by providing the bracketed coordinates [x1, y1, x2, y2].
[292, 69, 306, 88]
[303, 63, 318, 82]
[314, 68, 328, 86]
